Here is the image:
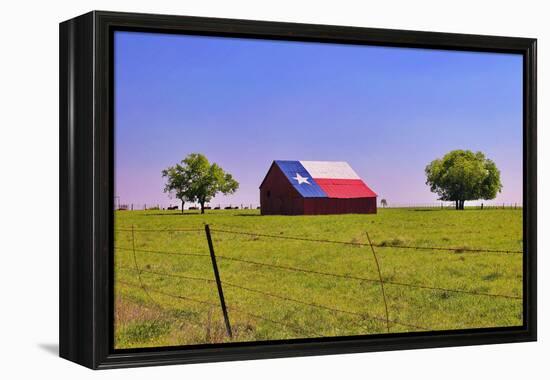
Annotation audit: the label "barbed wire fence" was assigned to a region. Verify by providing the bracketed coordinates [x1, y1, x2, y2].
[116, 203, 262, 211]
[115, 225, 523, 340]
[380, 202, 522, 209]
[115, 202, 522, 211]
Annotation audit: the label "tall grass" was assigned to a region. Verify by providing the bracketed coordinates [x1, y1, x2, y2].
[114, 208, 522, 348]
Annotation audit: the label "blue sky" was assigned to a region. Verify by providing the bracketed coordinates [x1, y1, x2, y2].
[114, 31, 523, 208]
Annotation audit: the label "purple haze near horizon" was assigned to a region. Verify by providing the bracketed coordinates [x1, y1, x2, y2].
[114, 31, 523, 209]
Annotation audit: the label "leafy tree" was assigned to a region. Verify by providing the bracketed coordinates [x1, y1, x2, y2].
[162, 153, 239, 214]
[161, 164, 193, 214]
[425, 150, 502, 210]
[380, 199, 388, 208]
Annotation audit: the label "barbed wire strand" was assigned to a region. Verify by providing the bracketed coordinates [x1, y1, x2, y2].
[116, 245, 521, 300]
[118, 265, 217, 285]
[117, 228, 173, 330]
[118, 279, 318, 337]
[130, 225, 162, 309]
[219, 279, 425, 331]
[117, 264, 424, 331]
[226, 306, 321, 338]
[209, 227, 522, 254]
[134, 262, 408, 328]
[366, 231, 390, 333]
[373, 243, 522, 254]
[116, 227, 203, 233]
[115, 246, 209, 258]
[118, 225, 522, 253]
[215, 255, 522, 300]
[116, 279, 212, 333]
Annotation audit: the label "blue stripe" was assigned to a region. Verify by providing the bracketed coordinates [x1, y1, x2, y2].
[274, 160, 328, 198]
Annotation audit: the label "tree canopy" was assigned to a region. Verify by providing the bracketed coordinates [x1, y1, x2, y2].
[162, 153, 239, 213]
[425, 150, 502, 210]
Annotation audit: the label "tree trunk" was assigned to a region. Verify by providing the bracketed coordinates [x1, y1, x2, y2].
[180, 199, 185, 214]
[200, 201, 205, 214]
[455, 200, 459, 210]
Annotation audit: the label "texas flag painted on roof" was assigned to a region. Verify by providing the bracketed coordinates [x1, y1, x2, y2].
[274, 160, 377, 199]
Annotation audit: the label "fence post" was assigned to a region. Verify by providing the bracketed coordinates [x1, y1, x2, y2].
[204, 224, 233, 339]
[365, 231, 390, 333]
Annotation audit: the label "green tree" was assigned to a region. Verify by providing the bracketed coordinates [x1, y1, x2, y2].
[161, 163, 193, 214]
[425, 150, 502, 210]
[162, 153, 239, 214]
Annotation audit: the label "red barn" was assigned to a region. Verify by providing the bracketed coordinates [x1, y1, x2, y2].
[259, 160, 377, 215]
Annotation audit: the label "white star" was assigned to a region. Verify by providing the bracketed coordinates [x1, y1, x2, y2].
[293, 173, 310, 185]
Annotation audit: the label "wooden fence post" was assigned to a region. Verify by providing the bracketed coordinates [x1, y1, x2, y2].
[204, 224, 233, 338]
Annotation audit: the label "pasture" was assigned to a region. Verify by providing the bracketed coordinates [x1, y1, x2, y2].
[114, 208, 523, 349]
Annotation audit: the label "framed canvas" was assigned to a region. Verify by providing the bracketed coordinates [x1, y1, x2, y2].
[59, 11, 537, 369]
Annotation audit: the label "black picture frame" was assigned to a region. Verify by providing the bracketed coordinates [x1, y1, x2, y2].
[59, 10, 537, 369]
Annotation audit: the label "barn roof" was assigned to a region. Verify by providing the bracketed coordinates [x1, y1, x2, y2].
[261, 160, 377, 199]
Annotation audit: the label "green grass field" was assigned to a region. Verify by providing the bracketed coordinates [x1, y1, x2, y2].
[114, 208, 523, 349]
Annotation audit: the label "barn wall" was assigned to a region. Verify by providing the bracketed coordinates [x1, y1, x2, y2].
[303, 197, 377, 215]
[260, 164, 304, 215]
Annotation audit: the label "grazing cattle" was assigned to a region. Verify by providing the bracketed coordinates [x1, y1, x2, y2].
[214, 206, 220, 210]
[167, 205, 178, 210]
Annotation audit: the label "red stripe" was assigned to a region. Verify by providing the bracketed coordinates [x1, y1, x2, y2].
[314, 178, 377, 199]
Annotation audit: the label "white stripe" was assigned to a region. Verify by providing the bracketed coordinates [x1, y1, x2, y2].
[300, 161, 360, 179]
